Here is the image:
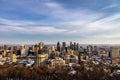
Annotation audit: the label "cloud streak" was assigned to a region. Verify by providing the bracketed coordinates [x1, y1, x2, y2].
[0, 0, 120, 44]
[0, 19, 67, 34]
[102, 4, 119, 9]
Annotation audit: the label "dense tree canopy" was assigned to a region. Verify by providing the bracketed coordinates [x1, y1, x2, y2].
[0, 63, 119, 80]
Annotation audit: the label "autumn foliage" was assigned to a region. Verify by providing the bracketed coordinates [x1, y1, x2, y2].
[0, 63, 119, 80]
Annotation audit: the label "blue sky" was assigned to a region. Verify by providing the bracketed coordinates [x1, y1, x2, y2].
[0, 0, 120, 44]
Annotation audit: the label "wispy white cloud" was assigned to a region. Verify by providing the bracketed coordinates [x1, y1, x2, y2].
[0, 18, 67, 34]
[1, 12, 120, 39]
[102, 3, 119, 9]
[1, 1, 120, 44]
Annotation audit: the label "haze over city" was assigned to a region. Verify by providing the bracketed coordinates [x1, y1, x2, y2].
[0, 0, 120, 44]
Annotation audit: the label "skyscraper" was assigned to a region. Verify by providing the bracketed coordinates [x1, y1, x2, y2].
[39, 42, 44, 50]
[4, 45, 8, 50]
[70, 42, 73, 50]
[110, 46, 120, 64]
[76, 43, 79, 51]
[87, 45, 92, 55]
[13, 46, 18, 50]
[20, 45, 26, 57]
[10, 51, 17, 63]
[73, 42, 76, 50]
[110, 47, 119, 58]
[34, 44, 39, 54]
[36, 42, 48, 66]
[57, 42, 61, 52]
[62, 42, 66, 51]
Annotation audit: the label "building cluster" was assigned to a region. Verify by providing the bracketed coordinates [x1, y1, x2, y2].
[0, 42, 120, 68]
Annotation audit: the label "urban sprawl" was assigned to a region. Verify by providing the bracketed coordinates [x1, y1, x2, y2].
[0, 42, 120, 80]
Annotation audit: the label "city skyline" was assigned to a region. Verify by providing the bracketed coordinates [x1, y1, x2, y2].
[0, 0, 120, 44]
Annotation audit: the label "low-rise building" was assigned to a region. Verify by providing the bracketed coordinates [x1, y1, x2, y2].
[49, 57, 65, 66]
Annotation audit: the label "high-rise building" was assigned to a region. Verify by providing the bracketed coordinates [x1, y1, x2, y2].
[31, 45, 34, 52]
[36, 53, 48, 66]
[39, 42, 44, 50]
[35, 42, 48, 66]
[110, 47, 119, 58]
[73, 42, 79, 50]
[4, 45, 8, 50]
[10, 51, 17, 62]
[34, 45, 39, 56]
[93, 46, 97, 51]
[57, 42, 61, 52]
[74, 42, 76, 50]
[62, 42, 66, 51]
[70, 42, 73, 50]
[110, 46, 120, 64]
[76, 43, 79, 51]
[87, 45, 92, 55]
[13, 46, 18, 50]
[20, 45, 26, 57]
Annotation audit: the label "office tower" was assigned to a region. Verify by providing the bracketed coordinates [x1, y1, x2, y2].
[35, 42, 48, 66]
[57, 42, 61, 52]
[73, 42, 76, 50]
[62, 42, 66, 51]
[20, 45, 26, 57]
[34, 45, 39, 56]
[39, 42, 44, 50]
[70, 42, 73, 50]
[110, 47, 119, 58]
[4, 45, 8, 50]
[10, 51, 17, 62]
[87, 45, 92, 55]
[76, 43, 79, 51]
[48, 46, 56, 59]
[110, 47, 120, 64]
[38, 42, 44, 54]
[13, 46, 17, 50]
[25, 46, 28, 56]
[32, 45, 35, 52]
[73, 42, 79, 50]
[28, 46, 34, 56]
[65, 47, 68, 53]
[93, 46, 97, 51]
